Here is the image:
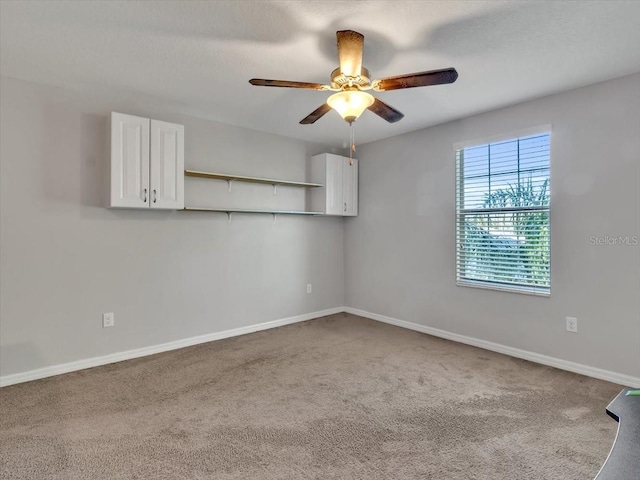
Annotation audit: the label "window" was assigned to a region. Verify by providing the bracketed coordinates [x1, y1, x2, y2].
[455, 129, 551, 295]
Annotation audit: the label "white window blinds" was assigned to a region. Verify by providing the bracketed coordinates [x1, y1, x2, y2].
[455, 131, 551, 295]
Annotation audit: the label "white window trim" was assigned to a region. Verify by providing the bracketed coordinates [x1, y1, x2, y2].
[456, 278, 551, 297]
[453, 124, 552, 152]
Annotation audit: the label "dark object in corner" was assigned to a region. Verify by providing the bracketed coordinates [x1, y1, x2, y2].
[595, 388, 640, 479]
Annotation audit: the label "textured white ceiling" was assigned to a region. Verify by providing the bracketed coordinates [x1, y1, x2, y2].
[1, 1, 639, 147]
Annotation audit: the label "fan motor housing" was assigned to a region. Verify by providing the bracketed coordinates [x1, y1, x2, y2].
[331, 67, 371, 90]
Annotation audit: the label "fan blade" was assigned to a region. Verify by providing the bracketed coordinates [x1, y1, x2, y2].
[373, 68, 458, 91]
[337, 30, 364, 77]
[249, 79, 329, 90]
[367, 98, 404, 123]
[300, 103, 332, 124]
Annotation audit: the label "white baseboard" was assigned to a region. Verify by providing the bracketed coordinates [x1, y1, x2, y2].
[0, 307, 344, 387]
[345, 307, 640, 388]
[4, 306, 638, 389]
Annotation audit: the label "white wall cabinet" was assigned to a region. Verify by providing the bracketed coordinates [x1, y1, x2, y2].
[110, 112, 184, 209]
[310, 153, 358, 216]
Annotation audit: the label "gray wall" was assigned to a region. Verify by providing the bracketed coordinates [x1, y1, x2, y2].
[0, 76, 344, 378]
[346, 74, 640, 378]
[2, 74, 638, 382]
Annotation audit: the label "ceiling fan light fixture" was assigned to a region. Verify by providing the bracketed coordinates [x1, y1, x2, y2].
[250, 29, 458, 126]
[327, 90, 374, 124]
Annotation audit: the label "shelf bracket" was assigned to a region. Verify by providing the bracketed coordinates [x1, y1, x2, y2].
[227, 179, 236, 192]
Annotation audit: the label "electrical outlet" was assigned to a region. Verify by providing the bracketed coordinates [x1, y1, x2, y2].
[566, 317, 578, 333]
[306, 283, 312, 294]
[103, 312, 115, 328]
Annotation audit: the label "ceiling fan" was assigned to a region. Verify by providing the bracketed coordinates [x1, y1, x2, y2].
[249, 30, 458, 126]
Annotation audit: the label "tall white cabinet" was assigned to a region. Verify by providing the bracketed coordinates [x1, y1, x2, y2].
[309, 153, 358, 216]
[110, 112, 184, 209]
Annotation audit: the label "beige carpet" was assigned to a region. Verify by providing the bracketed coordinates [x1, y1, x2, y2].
[0, 313, 622, 479]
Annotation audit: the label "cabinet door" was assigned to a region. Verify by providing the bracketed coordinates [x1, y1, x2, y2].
[110, 112, 150, 208]
[325, 154, 344, 215]
[150, 120, 184, 210]
[342, 157, 358, 216]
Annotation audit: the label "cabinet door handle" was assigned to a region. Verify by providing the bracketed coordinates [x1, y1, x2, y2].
[344, 202, 347, 212]
[153, 189, 157, 203]
[143, 188, 147, 203]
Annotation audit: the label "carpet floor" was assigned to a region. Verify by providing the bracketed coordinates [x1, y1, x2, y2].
[0, 313, 622, 479]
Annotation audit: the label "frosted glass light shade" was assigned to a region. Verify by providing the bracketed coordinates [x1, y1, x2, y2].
[327, 91, 374, 123]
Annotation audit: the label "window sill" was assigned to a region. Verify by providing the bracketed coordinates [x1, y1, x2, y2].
[457, 279, 550, 297]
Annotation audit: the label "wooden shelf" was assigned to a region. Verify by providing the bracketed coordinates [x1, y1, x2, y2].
[183, 207, 323, 216]
[184, 170, 323, 188]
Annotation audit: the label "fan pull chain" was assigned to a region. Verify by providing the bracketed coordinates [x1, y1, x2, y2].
[349, 122, 355, 165]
